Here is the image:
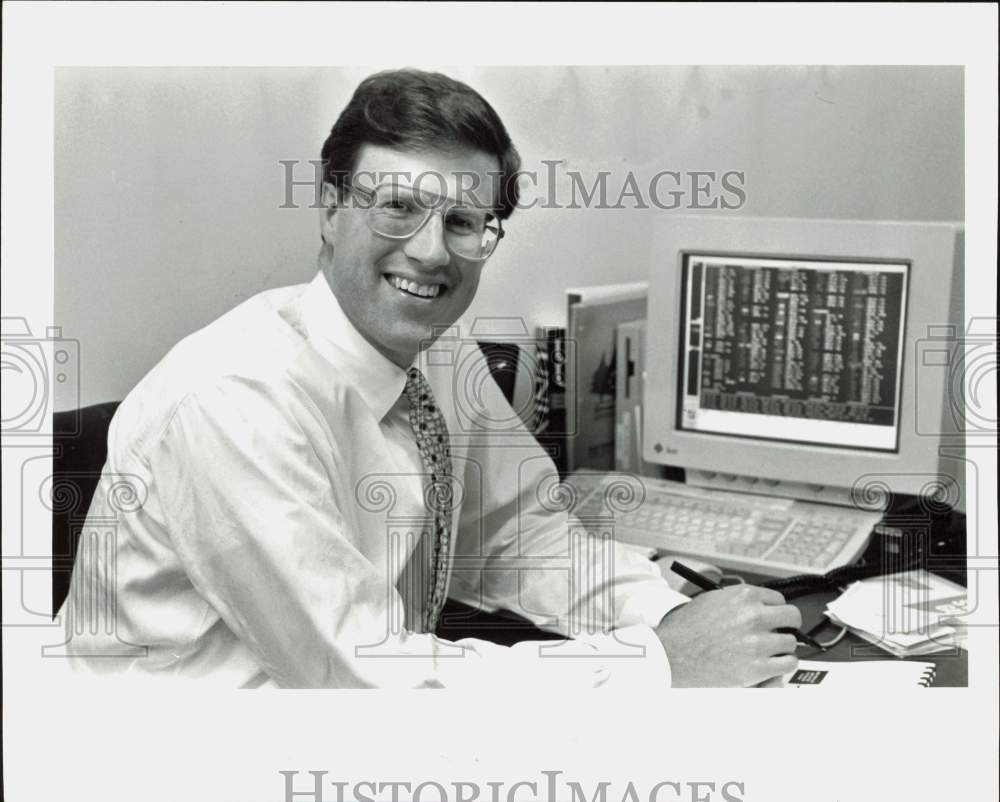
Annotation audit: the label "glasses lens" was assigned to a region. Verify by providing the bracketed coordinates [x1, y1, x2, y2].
[365, 183, 501, 260]
[367, 185, 430, 236]
[444, 209, 500, 259]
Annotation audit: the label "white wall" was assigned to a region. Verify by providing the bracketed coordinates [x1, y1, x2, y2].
[55, 66, 963, 408]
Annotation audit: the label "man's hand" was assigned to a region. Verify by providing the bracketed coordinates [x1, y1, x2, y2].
[655, 585, 801, 687]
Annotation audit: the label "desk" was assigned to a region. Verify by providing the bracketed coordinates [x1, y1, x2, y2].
[787, 584, 968, 687]
[437, 586, 969, 687]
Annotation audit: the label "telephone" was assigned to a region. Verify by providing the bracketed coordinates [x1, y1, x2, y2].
[763, 504, 967, 599]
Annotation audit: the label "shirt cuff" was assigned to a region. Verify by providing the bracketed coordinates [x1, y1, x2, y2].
[617, 578, 690, 630]
[575, 624, 674, 689]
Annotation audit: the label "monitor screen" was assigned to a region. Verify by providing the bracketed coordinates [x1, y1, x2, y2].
[677, 253, 909, 452]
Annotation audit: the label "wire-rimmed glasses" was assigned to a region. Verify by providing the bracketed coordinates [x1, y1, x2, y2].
[345, 180, 504, 261]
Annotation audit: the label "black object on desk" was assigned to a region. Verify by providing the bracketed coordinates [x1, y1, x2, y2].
[435, 599, 563, 646]
[761, 494, 968, 601]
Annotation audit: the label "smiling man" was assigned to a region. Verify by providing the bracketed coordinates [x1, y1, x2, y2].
[60, 69, 801, 688]
[319, 144, 499, 368]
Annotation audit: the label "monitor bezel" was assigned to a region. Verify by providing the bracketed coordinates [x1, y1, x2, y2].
[644, 216, 963, 501]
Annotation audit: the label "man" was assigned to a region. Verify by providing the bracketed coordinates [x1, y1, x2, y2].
[61, 69, 801, 688]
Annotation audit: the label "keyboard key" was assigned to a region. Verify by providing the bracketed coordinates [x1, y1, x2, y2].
[569, 475, 878, 578]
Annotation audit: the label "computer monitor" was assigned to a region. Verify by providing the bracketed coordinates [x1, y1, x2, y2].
[643, 216, 965, 510]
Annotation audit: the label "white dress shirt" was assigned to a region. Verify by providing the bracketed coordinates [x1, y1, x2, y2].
[60, 271, 688, 688]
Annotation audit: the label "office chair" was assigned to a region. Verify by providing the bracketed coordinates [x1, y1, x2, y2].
[51, 401, 120, 617]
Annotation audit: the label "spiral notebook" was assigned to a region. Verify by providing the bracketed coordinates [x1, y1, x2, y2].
[782, 660, 936, 688]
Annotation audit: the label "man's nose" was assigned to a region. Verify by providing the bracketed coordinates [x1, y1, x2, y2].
[402, 212, 450, 269]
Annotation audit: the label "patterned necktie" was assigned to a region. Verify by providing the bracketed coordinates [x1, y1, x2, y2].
[403, 366, 453, 633]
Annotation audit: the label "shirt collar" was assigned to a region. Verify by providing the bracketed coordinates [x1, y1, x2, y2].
[300, 270, 408, 422]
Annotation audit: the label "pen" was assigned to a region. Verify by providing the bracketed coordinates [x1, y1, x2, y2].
[670, 560, 825, 651]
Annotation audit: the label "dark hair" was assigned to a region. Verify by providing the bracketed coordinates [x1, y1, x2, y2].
[321, 69, 521, 220]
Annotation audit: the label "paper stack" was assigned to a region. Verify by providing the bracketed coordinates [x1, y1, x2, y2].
[825, 570, 968, 657]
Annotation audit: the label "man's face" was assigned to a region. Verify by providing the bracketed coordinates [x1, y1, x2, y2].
[320, 144, 500, 368]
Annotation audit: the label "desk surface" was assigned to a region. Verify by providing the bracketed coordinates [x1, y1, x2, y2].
[789, 586, 968, 687]
[439, 588, 969, 687]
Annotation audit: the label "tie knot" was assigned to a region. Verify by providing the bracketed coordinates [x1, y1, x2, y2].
[405, 366, 424, 389]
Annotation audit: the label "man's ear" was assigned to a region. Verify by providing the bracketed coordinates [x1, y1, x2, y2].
[320, 181, 341, 244]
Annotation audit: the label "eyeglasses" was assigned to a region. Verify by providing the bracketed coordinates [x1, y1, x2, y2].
[344, 181, 504, 261]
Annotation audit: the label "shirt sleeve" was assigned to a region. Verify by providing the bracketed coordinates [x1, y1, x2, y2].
[149, 376, 672, 689]
[443, 361, 690, 662]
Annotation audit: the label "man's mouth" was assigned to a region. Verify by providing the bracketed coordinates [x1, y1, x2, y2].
[385, 274, 445, 299]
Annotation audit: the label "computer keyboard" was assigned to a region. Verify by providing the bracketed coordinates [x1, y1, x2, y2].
[567, 473, 881, 578]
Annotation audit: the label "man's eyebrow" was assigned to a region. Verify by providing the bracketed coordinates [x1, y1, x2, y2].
[405, 183, 496, 211]
[354, 172, 496, 211]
